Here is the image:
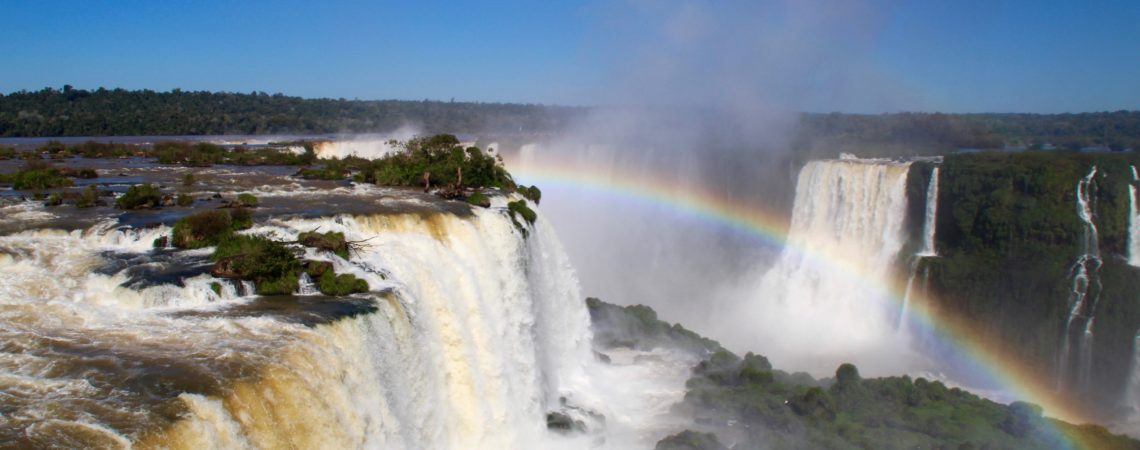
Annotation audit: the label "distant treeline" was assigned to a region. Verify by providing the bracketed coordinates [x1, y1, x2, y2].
[2, 87, 1138, 155]
[0, 86, 583, 137]
[793, 110, 1140, 159]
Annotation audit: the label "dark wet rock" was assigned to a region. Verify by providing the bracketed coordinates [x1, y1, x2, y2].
[655, 430, 728, 450]
[546, 412, 586, 434]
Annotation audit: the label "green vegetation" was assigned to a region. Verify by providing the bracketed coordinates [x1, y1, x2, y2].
[176, 194, 194, 206]
[466, 191, 490, 208]
[296, 230, 350, 259]
[171, 210, 252, 249]
[297, 158, 355, 180]
[0, 162, 74, 190]
[209, 282, 223, 296]
[793, 111, 1140, 159]
[44, 193, 62, 206]
[359, 134, 515, 190]
[583, 298, 1139, 449]
[518, 185, 541, 204]
[913, 152, 1140, 408]
[236, 193, 259, 208]
[586, 297, 727, 356]
[317, 271, 369, 296]
[678, 354, 1138, 449]
[115, 183, 163, 209]
[588, 297, 1135, 449]
[75, 185, 99, 208]
[211, 234, 302, 296]
[0, 86, 580, 136]
[655, 431, 728, 450]
[507, 200, 537, 232]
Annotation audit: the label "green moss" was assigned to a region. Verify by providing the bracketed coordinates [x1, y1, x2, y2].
[519, 185, 541, 204]
[317, 271, 369, 296]
[209, 282, 223, 296]
[466, 191, 491, 208]
[115, 183, 163, 209]
[507, 200, 537, 233]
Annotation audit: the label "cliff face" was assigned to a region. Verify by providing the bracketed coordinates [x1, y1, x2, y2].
[909, 152, 1140, 414]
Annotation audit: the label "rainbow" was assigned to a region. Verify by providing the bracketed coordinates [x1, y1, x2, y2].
[509, 155, 1105, 449]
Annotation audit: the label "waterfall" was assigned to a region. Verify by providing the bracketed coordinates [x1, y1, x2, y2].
[0, 199, 595, 449]
[1058, 166, 1102, 391]
[899, 165, 941, 331]
[918, 167, 940, 257]
[1129, 165, 1140, 267]
[743, 158, 915, 375]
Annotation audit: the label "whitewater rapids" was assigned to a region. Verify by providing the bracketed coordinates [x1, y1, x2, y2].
[0, 193, 702, 449]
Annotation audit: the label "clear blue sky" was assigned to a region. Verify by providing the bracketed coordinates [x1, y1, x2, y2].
[2, 0, 1137, 113]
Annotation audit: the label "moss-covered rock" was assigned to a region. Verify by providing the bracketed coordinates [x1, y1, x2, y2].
[466, 191, 491, 208]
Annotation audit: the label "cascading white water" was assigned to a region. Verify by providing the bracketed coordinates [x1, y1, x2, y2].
[898, 165, 941, 332]
[1059, 166, 1101, 391]
[918, 167, 940, 257]
[1128, 165, 1140, 267]
[0, 198, 598, 449]
[736, 158, 917, 375]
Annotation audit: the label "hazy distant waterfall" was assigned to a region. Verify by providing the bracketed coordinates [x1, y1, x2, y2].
[1128, 165, 1140, 267]
[1059, 166, 1102, 391]
[749, 158, 914, 374]
[900, 165, 940, 331]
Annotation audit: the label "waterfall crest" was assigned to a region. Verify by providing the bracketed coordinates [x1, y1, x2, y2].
[0, 200, 594, 449]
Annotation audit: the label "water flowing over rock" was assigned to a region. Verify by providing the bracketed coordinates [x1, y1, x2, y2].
[1059, 166, 1102, 392]
[1128, 165, 1140, 267]
[741, 158, 916, 375]
[0, 202, 596, 449]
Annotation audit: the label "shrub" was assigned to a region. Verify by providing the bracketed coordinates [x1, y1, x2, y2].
[182, 174, 195, 186]
[75, 185, 99, 208]
[519, 185, 541, 204]
[211, 234, 301, 295]
[115, 184, 163, 209]
[297, 231, 350, 259]
[237, 193, 259, 208]
[508, 200, 537, 225]
[317, 271, 369, 296]
[230, 207, 253, 230]
[172, 210, 234, 249]
[45, 193, 62, 207]
[1, 162, 75, 190]
[176, 194, 194, 206]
